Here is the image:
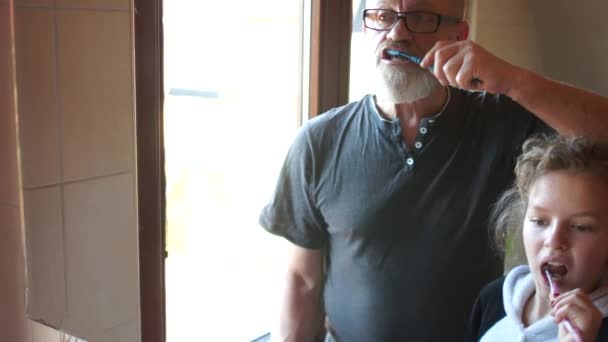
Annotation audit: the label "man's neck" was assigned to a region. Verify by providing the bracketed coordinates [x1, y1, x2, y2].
[375, 86, 449, 125]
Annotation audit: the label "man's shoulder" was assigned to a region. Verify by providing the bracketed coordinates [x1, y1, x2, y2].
[289, 96, 372, 153]
[301, 95, 373, 141]
[308, 95, 371, 126]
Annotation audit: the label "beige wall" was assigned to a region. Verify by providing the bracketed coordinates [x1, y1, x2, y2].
[469, 0, 544, 75]
[468, 1, 608, 270]
[469, 0, 608, 96]
[10, 0, 141, 341]
[0, 0, 29, 341]
[529, 1, 608, 97]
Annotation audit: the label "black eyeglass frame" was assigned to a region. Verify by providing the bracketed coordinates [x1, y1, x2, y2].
[363, 9, 462, 33]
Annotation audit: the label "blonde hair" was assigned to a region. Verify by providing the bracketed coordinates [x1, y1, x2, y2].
[492, 134, 608, 253]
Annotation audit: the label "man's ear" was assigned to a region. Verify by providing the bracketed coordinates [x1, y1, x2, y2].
[456, 20, 469, 40]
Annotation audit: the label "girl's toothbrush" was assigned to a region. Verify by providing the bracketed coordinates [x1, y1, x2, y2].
[545, 269, 583, 342]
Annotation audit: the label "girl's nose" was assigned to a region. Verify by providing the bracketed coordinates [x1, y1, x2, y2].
[544, 222, 569, 250]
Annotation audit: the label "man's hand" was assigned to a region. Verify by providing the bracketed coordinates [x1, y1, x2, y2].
[421, 40, 520, 95]
[552, 288, 602, 342]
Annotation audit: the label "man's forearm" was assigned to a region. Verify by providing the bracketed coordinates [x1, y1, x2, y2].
[275, 273, 325, 342]
[508, 67, 608, 142]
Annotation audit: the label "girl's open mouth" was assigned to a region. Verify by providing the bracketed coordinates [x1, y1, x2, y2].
[542, 262, 568, 288]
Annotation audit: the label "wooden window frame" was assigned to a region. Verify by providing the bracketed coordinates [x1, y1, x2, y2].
[135, 0, 166, 341]
[309, 0, 352, 117]
[134, 0, 352, 340]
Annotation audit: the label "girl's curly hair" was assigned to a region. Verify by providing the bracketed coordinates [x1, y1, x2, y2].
[491, 134, 608, 253]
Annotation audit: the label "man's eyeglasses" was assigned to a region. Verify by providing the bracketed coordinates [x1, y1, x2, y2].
[363, 9, 461, 33]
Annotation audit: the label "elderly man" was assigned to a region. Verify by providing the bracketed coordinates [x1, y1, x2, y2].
[260, 0, 608, 340]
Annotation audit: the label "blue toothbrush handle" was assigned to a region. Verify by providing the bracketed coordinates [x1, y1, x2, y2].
[386, 49, 430, 70]
[386, 49, 483, 87]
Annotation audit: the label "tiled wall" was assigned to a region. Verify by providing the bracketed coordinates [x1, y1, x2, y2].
[13, 0, 141, 341]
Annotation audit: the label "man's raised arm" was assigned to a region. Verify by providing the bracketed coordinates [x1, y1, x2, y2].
[421, 40, 608, 142]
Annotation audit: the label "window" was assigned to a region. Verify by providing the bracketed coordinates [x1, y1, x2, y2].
[163, 0, 307, 340]
[350, 0, 375, 101]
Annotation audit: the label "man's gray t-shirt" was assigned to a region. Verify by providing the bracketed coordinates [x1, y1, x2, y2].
[259, 87, 549, 341]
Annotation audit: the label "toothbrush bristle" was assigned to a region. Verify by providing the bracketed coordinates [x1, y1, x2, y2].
[545, 269, 559, 296]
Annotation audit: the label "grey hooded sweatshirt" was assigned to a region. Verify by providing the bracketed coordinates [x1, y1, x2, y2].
[476, 265, 608, 342]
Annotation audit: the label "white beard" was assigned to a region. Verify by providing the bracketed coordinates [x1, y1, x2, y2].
[376, 63, 441, 104]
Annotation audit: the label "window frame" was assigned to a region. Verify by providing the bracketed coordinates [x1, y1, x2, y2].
[134, 0, 166, 341]
[309, 0, 352, 117]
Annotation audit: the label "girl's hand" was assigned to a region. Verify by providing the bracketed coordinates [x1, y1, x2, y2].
[551, 288, 602, 342]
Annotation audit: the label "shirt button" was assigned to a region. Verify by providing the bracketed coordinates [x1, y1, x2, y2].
[420, 127, 428, 134]
[406, 158, 414, 166]
[415, 142, 422, 149]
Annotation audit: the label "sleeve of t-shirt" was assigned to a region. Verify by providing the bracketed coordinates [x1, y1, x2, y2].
[258, 123, 328, 249]
[485, 93, 556, 160]
[512, 101, 554, 158]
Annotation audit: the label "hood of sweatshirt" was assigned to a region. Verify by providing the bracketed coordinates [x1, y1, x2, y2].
[502, 265, 608, 339]
[503, 265, 556, 339]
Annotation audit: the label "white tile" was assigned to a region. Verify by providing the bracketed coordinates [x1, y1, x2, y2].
[31, 320, 61, 342]
[0, 207, 29, 342]
[15, 7, 62, 188]
[23, 187, 67, 328]
[63, 173, 139, 339]
[105, 320, 140, 342]
[57, 10, 134, 182]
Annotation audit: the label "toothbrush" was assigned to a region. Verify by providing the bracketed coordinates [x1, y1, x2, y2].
[386, 49, 483, 86]
[545, 270, 582, 342]
[385, 49, 431, 70]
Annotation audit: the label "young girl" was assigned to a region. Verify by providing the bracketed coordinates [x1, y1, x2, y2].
[467, 135, 608, 341]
